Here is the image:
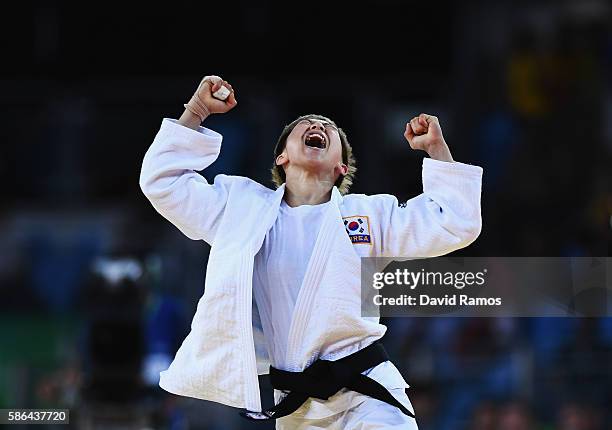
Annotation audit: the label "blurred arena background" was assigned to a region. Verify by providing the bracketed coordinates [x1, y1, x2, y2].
[0, 1, 610, 429]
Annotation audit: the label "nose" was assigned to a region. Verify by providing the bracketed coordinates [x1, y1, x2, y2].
[309, 121, 325, 132]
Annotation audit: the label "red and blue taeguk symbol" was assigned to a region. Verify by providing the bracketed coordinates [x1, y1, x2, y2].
[344, 217, 366, 234]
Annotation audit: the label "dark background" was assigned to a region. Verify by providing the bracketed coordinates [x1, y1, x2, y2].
[0, 1, 610, 429]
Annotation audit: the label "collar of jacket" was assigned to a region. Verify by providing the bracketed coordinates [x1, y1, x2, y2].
[271, 183, 344, 207]
[199, 184, 344, 412]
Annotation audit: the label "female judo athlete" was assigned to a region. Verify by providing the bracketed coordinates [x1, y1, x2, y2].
[139, 75, 483, 429]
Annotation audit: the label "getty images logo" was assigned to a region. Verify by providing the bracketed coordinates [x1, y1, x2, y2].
[372, 268, 488, 290]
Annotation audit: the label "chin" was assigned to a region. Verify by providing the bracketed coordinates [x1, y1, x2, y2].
[294, 158, 333, 176]
[299, 155, 329, 169]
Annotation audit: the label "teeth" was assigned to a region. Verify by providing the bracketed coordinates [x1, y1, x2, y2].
[304, 131, 326, 149]
[305, 133, 326, 149]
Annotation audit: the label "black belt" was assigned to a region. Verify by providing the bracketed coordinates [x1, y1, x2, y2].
[239, 341, 416, 421]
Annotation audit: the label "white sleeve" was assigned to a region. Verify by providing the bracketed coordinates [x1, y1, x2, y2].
[139, 118, 232, 245]
[376, 158, 483, 258]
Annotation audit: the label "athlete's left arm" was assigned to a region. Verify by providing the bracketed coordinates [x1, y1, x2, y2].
[375, 113, 483, 258]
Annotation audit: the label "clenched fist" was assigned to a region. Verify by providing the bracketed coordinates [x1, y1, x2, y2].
[181, 75, 237, 127]
[404, 113, 454, 162]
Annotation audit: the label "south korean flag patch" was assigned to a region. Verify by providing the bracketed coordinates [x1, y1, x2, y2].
[343, 215, 372, 245]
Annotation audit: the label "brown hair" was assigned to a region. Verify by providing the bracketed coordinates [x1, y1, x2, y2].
[271, 114, 357, 194]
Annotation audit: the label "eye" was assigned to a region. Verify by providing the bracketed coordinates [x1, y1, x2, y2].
[323, 124, 338, 134]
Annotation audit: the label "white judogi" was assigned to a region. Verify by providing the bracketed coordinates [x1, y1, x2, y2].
[139, 119, 483, 426]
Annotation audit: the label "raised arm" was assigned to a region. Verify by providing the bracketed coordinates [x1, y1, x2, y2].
[139, 75, 238, 245]
[377, 113, 483, 257]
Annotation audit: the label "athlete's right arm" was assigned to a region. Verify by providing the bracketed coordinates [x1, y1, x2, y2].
[139, 75, 238, 245]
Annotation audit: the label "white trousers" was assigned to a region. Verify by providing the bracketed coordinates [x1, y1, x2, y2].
[275, 388, 418, 430]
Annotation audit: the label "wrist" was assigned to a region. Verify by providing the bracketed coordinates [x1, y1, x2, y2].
[185, 92, 210, 117]
[183, 102, 210, 122]
[178, 107, 207, 130]
[425, 140, 454, 162]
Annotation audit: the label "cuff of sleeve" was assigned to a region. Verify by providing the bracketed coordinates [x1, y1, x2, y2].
[423, 157, 483, 177]
[159, 118, 223, 151]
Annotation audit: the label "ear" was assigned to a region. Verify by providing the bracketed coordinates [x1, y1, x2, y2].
[336, 163, 349, 177]
[276, 152, 288, 167]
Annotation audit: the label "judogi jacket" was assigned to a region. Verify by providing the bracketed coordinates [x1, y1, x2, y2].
[139, 119, 483, 414]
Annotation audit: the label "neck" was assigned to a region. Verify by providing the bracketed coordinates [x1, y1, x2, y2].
[283, 169, 334, 207]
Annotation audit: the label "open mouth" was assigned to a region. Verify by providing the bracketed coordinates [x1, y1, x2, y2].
[304, 132, 327, 149]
